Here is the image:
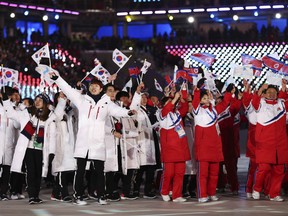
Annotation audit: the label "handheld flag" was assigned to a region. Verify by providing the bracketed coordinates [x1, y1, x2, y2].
[262, 55, 284, 73]
[140, 59, 151, 74]
[154, 79, 163, 92]
[173, 65, 178, 83]
[190, 53, 216, 67]
[31, 44, 50, 65]
[122, 79, 133, 92]
[241, 54, 262, 71]
[1, 67, 19, 84]
[90, 64, 111, 85]
[113, 49, 129, 68]
[128, 67, 140, 78]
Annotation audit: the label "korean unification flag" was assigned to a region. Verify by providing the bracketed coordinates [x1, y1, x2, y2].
[1, 67, 19, 84]
[154, 78, 163, 92]
[90, 64, 111, 85]
[31, 44, 50, 65]
[112, 49, 129, 68]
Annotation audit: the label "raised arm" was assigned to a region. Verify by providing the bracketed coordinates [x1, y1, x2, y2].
[252, 84, 267, 111]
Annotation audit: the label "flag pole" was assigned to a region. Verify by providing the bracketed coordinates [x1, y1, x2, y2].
[80, 72, 91, 83]
[1, 64, 4, 93]
[140, 59, 146, 82]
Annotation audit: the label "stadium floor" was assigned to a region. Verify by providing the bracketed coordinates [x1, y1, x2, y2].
[1, 155, 288, 216]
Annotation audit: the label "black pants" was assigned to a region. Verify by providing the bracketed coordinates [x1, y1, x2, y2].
[10, 172, 25, 194]
[182, 174, 197, 194]
[122, 169, 135, 196]
[105, 172, 122, 194]
[24, 148, 43, 198]
[133, 165, 156, 195]
[74, 158, 105, 198]
[52, 171, 73, 198]
[90, 160, 105, 198]
[0, 165, 10, 195]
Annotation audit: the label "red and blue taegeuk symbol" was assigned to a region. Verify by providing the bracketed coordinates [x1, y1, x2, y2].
[116, 55, 122, 62]
[98, 70, 105, 75]
[5, 70, 12, 78]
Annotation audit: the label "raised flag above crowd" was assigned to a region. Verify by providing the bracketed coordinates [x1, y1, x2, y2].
[31, 44, 50, 65]
[90, 64, 111, 85]
[112, 48, 129, 69]
[190, 52, 216, 67]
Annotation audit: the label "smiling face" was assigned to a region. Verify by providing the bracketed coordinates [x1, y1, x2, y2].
[265, 87, 277, 100]
[34, 97, 44, 109]
[11, 92, 21, 105]
[89, 83, 102, 95]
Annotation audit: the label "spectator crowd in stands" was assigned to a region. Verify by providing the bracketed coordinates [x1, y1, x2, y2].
[1, 23, 288, 84]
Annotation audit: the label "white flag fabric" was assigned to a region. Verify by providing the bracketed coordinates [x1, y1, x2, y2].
[90, 64, 111, 85]
[1, 67, 19, 84]
[140, 60, 151, 74]
[31, 44, 50, 65]
[266, 71, 282, 86]
[122, 79, 133, 92]
[154, 78, 163, 92]
[35, 64, 58, 86]
[173, 65, 178, 83]
[112, 49, 129, 68]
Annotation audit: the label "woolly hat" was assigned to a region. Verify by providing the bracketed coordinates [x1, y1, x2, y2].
[35, 93, 50, 104]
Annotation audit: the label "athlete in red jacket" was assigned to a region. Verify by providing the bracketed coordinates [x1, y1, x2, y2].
[157, 91, 190, 202]
[192, 86, 234, 202]
[252, 80, 288, 202]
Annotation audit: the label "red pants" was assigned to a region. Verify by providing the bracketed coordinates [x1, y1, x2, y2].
[197, 161, 219, 198]
[254, 163, 285, 198]
[160, 162, 185, 199]
[246, 158, 257, 193]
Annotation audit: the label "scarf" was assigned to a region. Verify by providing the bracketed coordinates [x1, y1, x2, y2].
[21, 116, 45, 144]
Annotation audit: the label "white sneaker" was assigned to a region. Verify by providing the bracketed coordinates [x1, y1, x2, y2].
[252, 190, 260, 200]
[270, 196, 284, 202]
[172, 197, 187, 202]
[198, 197, 209, 203]
[73, 196, 87, 206]
[17, 194, 25, 199]
[10, 194, 19, 200]
[98, 198, 108, 205]
[246, 193, 252, 199]
[209, 195, 219, 201]
[161, 194, 171, 202]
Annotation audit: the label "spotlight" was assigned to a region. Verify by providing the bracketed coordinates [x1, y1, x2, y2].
[254, 11, 258, 16]
[210, 14, 215, 19]
[54, 14, 60, 20]
[10, 13, 15, 18]
[168, 15, 173, 21]
[233, 15, 239, 21]
[129, 46, 133, 51]
[43, 15, 48, 21]
[24, 11, 29, 16]
[275, 13, 281, 19]
[187, 16, 195, 23]
[126, 15, 132, 22]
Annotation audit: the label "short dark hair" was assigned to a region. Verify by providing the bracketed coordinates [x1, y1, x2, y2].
[266, 84, 279, 94]
[200, 89, 208, 100]
[22, 97, 34, 107]
[103, 83, 115, 93]
[90, 78, 103, 89]
[116, 91, 129, 101]
[161, 96, 171, 105]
